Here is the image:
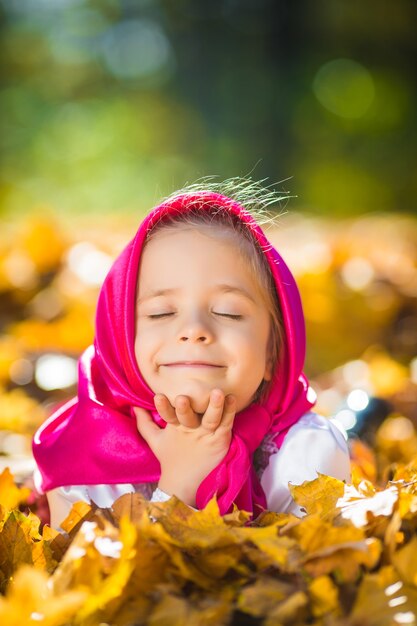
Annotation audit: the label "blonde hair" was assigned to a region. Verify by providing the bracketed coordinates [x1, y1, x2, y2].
[145, 178, 287, 403]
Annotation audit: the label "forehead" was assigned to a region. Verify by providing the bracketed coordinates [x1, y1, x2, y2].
[142, 225, 245, 267]
[138, 226, 262, 292]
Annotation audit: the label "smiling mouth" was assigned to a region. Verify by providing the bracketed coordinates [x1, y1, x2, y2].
[161, 362, 225, 368]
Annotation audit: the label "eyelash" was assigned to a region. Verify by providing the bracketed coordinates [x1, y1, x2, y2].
[148, 312, 243, 320]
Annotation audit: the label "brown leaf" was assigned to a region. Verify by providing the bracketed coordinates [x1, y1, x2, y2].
[237, 576, 293, 617]
[111, 491, 149, 525]
[148, 591, 232, 626]
[265, 590, 309, 626]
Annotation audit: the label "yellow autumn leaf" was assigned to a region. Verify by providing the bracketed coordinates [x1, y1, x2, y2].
[71, 517, 140, 624]
[0, 510, 36, 592]
[336, 482, 399, 527]
[308, 575, 340, 617]
[60, 500, 93, 535]
[304, 536, 382, 582]
[289, 473, 346, 520]
[392, 536, 417, 587]
[233, 523, 299, 571]
[393, 456, 417, 478]
[352, 566, 417, 626]
[0, 565, 86, 626]
[286, 514, 381, 581]
[0, 467, 31, 510]
[350, 438, 378, 484]
[287, 513, 365, 554]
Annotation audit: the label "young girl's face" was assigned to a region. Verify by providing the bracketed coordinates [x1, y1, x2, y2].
[135, 226, 273, 414]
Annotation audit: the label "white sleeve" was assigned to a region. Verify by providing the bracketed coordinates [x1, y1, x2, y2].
[47, 485, 91, 532]
[260, 412, 351, 517]
[47, 482, 175, 530]
[47, 483, 136, 531]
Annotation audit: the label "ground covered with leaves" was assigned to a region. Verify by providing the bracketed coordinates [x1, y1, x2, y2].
[0, 452, 416, 625]
[1, 214, 417, 624]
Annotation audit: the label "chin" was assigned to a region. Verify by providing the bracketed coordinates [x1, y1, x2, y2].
[164, 380, 220, 414]
[166, 390, 211, 414]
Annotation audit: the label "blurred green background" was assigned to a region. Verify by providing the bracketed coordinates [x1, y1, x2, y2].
[1, 0, 416, 216]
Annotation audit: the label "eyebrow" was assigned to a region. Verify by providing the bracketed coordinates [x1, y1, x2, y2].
[137, 284, 257, 305]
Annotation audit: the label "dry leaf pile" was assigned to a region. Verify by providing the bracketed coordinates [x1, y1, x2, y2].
[0, 457, 416, 625]
[1, 216, 417, 624]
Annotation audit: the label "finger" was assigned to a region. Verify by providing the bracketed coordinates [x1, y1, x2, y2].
[200, 389, 225, 432]
[217, 394, 237, 432]
[134, 407, 162, 445]
[154, 394, 179, 425]
[175, 395, 200, 429]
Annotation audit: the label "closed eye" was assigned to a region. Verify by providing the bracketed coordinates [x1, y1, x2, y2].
[214, 312, 243, 320]
[148, 313, 174, 319]
[148, 312, 243, 320]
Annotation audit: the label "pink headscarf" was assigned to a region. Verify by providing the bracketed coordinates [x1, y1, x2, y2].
[33, 191, 316, 515]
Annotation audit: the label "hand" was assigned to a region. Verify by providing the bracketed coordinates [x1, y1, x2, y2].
[134, 389, 236, 506]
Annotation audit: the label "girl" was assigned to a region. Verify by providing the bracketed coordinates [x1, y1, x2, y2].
[32, 182, 350, 530]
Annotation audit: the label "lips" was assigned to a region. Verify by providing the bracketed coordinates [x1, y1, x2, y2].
[161, 361, 224, 368]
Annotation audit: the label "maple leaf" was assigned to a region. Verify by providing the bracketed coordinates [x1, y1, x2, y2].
[0, 467, 31, 510]
[0, 510, 35, 592]
[336, 482, 399, 528]
[286, 514, 382, 582]
[289, 473, 346, 521]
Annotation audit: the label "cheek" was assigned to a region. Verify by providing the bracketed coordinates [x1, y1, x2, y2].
[231, 325, 269, 372]
[228, 327, 264, 361]
[134, 325, 154, 368]
[135, 322, 171, 374]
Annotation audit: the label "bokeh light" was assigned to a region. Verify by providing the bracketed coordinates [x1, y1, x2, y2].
[313, 58, 375, 119]
[35, 354, 78, 390]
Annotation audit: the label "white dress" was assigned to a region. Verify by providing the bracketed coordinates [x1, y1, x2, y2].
[46, 412, 351, 530]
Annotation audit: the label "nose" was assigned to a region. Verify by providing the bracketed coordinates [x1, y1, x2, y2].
[178, 311, 214, 343]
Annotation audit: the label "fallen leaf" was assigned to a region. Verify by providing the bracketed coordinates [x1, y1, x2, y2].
[308, 574, 340, 617]
[351, 567, 417, 626]
[336, 483, 398, 527]
[392, 536, 417, 587]
[0, 468, 31, 511]
[290, 473, 346, 521]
